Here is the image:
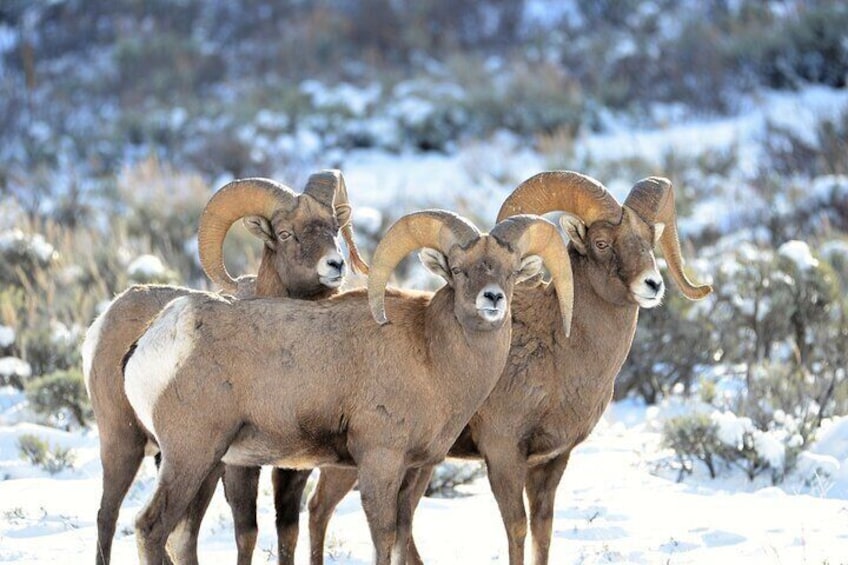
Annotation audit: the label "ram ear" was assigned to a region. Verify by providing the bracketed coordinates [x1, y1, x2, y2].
[243, 216, 276, 250]
[516, 254, 543, 283]
[419, 248, 452, 284]
[559, 213, 588, 255]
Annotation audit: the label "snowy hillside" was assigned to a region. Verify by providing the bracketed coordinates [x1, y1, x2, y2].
[3, 84, 848, 562]
[2, 1, 848, 563]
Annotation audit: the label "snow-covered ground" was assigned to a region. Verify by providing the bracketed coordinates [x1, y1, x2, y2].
[1, 391, 846, 564]
[2, 84, 847, 563]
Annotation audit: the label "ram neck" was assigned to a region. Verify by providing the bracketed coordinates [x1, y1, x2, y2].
[512, 254, 640, 405]
[569, 260, 639, 385]
[425, 287, 512, 428]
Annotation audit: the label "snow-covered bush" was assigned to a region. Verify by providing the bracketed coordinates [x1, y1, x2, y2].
[739, 3, 848, 90]
[425, 461, 486, 498]
[0, 325, 14, 354]
[617, 288, 716, 403]
[25, 370, 91, 430]
[117, 156, 208, 283]
[127, 254, 177, 285]
[662, 407, 805, 484]
[701, 240, 839, 377]
[0, 356, 32, 390]
[763, 110, 848, 179]
[16, 322, 81, 382]
[387, 80, 468, 152]
[17, 433, 75, 475]
[0, 228, 56, 286]
[643, 238, 846, 483]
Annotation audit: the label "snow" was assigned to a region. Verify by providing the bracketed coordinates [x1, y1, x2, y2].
[0, 391, 846, 563]
[778, 240, 819, 271]
[126, 254, 167, 279]
[0, 229, 56, 263]
[300, 80, 381, 117]
[712, 410, 753, 450]
[0, 357, 32, 381]
[352, 206, 383, 236]
[0, 325, 13, 349]
[751, 430, 786, 470]
[575, 86, 848, 177]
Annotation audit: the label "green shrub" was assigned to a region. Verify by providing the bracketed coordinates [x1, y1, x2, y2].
[662, 413, 723, 480]
[617, 289, 717, 403]
[17, 324, 81, 380]
[114, 32, 225, 103]
[26, 369, 91, 428]
[763, 109, 848, 178]
[738, 3, 848, 89]
[17, 433, 48, 466]
[17, 433, 75, 475]
[0, 229, 57, 287]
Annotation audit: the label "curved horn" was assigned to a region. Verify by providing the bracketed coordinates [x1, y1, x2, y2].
[624, 177, 712, 300]
[491, 215, 574, 337]
[368, 210, 480, 325]
[304, 170, 370, 275]
[497, 171, 622, 225]
[198, 178, 296, 293]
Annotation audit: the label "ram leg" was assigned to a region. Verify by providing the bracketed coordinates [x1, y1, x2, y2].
[357, 451, 406, 565]
[96, 428, 146, 565]
[165, 462, 224, 565]
[223, 465, 261, 565]
[485, 445, 529, 565]
[308, 467, 358, 565]
[525, 453, 569, 565]
[272, 468, 311, 565]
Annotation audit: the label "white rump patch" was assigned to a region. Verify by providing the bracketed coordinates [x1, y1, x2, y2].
[81, 304, 110, 397]
[124, 297, 196, 438]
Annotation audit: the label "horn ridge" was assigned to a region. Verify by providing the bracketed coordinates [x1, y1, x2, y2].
[497, 170, 622, 226]
[491, 214, 574, 336]
[304, 169, 370, 274]
[367, 210, 479, 324]
[198, 178, 295, 292]
[624, 177, 712, 300]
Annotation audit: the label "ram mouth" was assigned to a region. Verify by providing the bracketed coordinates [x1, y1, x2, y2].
[320, 275, 344, 288]
[477, 307, 504, 321]
[633, 293, 662, 308]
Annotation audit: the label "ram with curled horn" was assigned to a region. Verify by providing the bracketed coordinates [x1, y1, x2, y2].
[121, 209, 574, 565]
[81, 170, 367, 565]
[305, 170, 712, 565]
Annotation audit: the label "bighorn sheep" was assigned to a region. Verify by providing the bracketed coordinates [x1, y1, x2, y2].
[81, 170, 366, 565]
[121, 210, 574, 565]
[304, 171, 712, 565]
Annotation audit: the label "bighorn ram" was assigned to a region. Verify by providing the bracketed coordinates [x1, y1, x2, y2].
[304, 171, 712, 565]
[81, 170, 366, 565]
[122, 210, 574, 565]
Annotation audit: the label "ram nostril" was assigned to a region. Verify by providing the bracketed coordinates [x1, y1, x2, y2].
[327, 258, 344, 272]
[483, 291, 504, 304]
[645, 278, 663, 293]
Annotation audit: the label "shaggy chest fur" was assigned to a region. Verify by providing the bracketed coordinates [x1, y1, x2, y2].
[449, 280, 639, 466]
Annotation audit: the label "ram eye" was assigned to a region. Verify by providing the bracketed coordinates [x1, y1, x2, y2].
[450, 267, 462, 275]
[595, 240, 609, 250]
[277, 230, 293, 240]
